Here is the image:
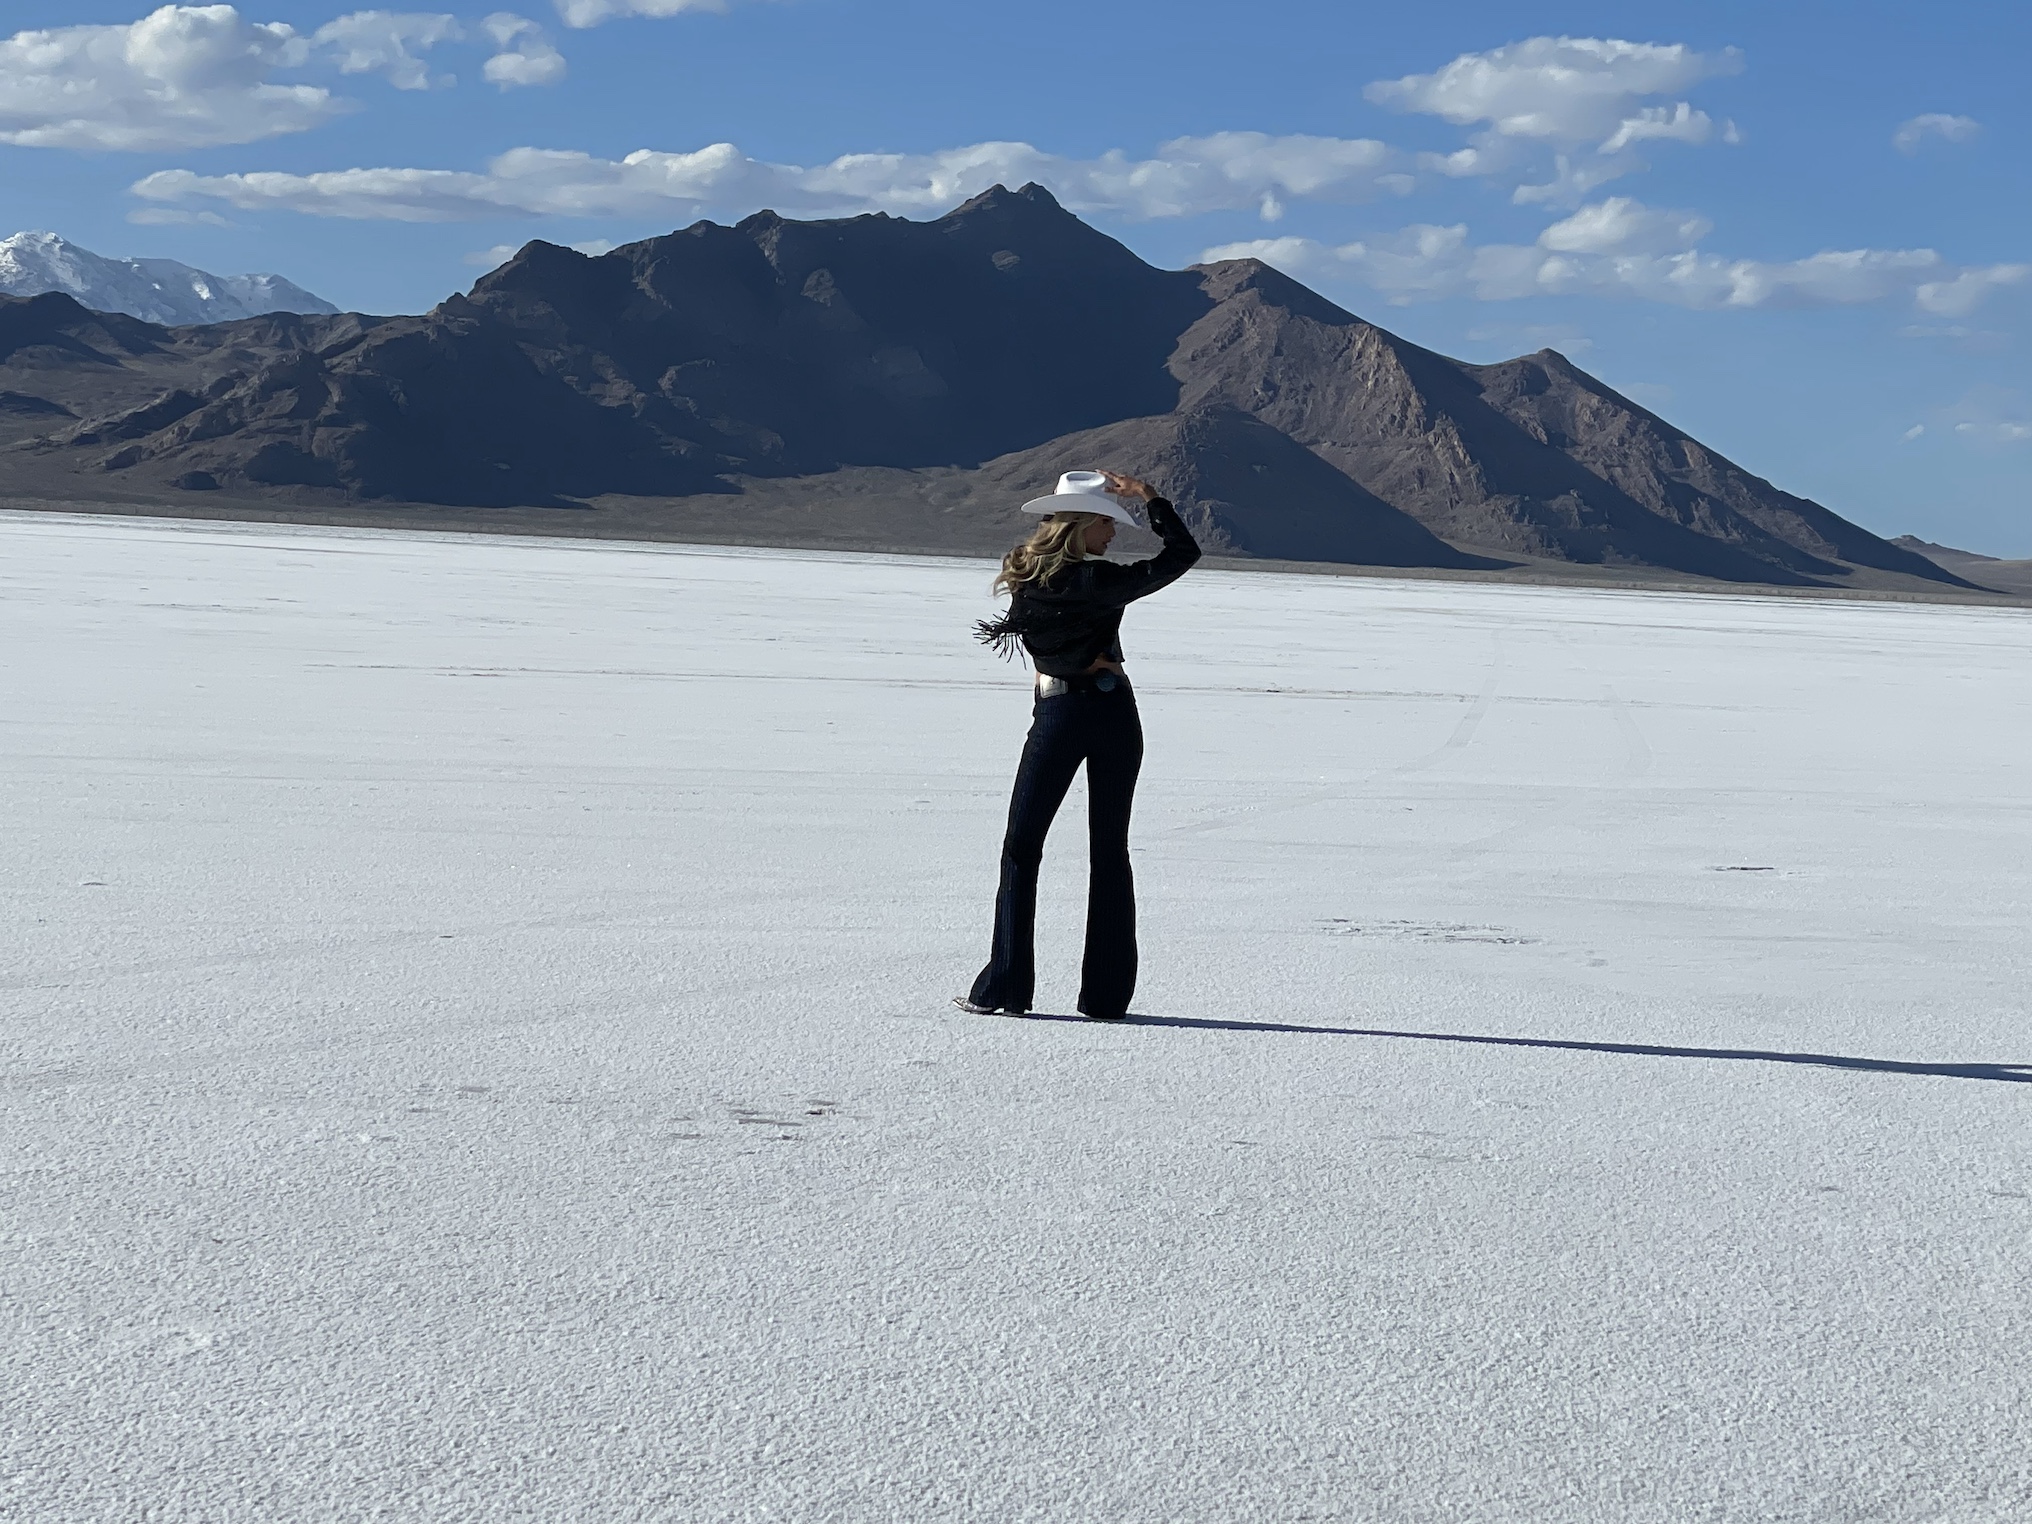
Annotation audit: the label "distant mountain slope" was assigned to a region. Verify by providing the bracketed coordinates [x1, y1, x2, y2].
[1470, 351, 1944, 584]
[0, 188, 1972, 589]
[1168, 259, 1954, 587]
[969, 407, 1503, 568]
[1891, 536, 2032, 596]
[0, 232, 338, 326]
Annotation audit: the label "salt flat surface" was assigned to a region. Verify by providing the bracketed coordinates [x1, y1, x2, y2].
[4, 511, 2030, 1523]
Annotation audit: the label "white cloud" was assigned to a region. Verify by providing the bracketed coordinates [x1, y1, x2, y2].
[552, 0, 725, 27]
[1598, 101, 1719, 153]
[1537, 196, 1710, 254]
[1508, 153, 1641, 207]
[129, 131, 1405, 222]
[1687, 249, 1948, 308]
[1203, 201, 2031, 316]
[1420, 146, 1488, 178]
[480, 13, 565, 87]
[1210, 226, 1480, 305]
[0, 4, 339, 151]
[1366, 36, 1740, 146]
[1914, 264, 2030, 317]
[1367, 37, 1741, 206]
[311, 11, 461, 91]
[1932, 388, 2031, 446]
[1894, 113, 1980, 155]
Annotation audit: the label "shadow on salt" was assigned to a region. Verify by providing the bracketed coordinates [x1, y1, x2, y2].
[999, 1013, 2032, 1085]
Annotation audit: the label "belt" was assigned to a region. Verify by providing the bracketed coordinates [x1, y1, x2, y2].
[1036, 671, 1127, 698]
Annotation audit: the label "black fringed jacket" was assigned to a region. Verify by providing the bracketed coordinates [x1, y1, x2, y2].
[976, 497, 1202, 677]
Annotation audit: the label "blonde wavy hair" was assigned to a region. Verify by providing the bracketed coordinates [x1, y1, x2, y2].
[993, 512, 1102, 596]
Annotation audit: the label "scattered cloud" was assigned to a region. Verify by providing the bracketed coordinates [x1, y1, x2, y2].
[1932, 387, 2032, 446]
[0, 4, 579, 150]
[0, 4, 340, 151]
[1537, 196, 1711, 254]
[1507, 154, 1637, 208]
[1365, 37, 1736, 144]
[480, 13, 565, 87]
[1203, 199, 2032, 315]
[1208, 227, 1471, 305]
[130, 131, 1407, 222]
[552, 0, 726, 27]
[1912, 264, 2027, 318]
[1598, 101, 1718, 153]
[1366, 36, 1742, 206]
[128, 205, 234, 227]
[1894, 113, 1980, 155]
[311, 10, 461, 91]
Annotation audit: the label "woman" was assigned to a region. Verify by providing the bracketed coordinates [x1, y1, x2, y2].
[959, 469, 1202, 1021]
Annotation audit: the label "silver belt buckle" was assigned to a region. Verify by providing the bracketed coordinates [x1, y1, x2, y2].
[1036, 675, 1069, 699]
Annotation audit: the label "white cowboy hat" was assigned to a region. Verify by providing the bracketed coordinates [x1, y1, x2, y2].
[1019, 470, 1144, 526]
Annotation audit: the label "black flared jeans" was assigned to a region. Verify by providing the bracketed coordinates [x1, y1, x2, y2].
[969, 679, 1144, 1018]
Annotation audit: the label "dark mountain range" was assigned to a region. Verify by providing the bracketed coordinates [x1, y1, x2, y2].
[0, 182, 1968, 590]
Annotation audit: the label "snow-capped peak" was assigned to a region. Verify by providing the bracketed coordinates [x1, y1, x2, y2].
[0, 232, 340, 326]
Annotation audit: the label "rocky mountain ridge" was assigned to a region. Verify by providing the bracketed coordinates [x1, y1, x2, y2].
[0, 232, 338, 327]
[0, 186, 1968, 589]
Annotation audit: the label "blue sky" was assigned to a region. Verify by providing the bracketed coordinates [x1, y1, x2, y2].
[4, 0, 2027, 552]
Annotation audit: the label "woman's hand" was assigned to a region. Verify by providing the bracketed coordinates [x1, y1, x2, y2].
[1101, 470, 1159, 503]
